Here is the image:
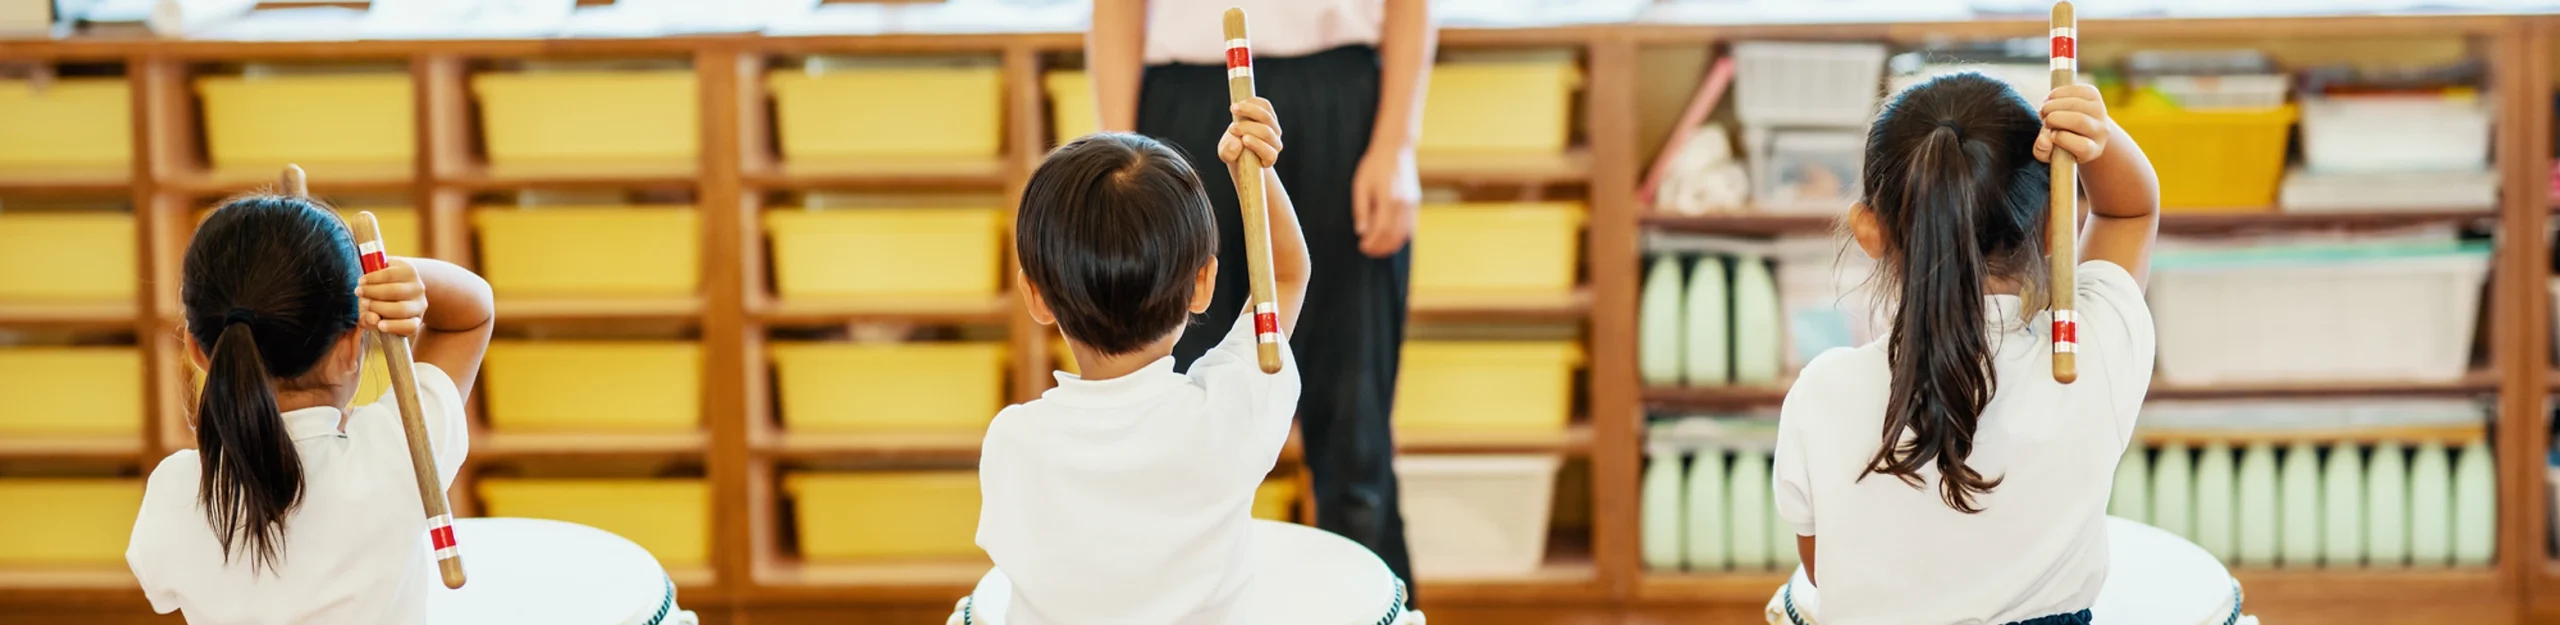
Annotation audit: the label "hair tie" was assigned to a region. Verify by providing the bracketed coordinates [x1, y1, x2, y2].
[223, 308, 258, 328]
[1935, 119, 1962, 135]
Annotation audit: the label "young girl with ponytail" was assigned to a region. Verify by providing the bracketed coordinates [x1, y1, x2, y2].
[126, 195, 493, 624]
[1771, 74, 2161, 625]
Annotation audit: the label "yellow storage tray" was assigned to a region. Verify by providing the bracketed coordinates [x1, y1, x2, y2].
[197, 74, 414, 169]
[478, 479, 709, 567]
[0, 348, 141, 438]
[765, 208, 1002, 298]
[1253, 479, 1296, 522]
[1412, 202, 1585, 297]
[1395, 341, 1582, 433]
[770, 342, 1006, 433]
[482, 341, 702, 432]
[1044, 71, 1097, 145]
[769, 66, 1003, 160]
[473, 71, 699, 165]
[1419, 61, 1581, 156]
[788, 471, 981, 561]
[474, 207, 700, 297]
[2111, 104, 2297, 212]
[0, 213, 135, 303]
[0, 79, 131, 172]
[0, 479, 143, 565]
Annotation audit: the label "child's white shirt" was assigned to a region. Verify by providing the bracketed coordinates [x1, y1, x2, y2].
[977, 312, 1301, 625]
[128, 363, 468, 625]
[1773, 260, 2155, 625]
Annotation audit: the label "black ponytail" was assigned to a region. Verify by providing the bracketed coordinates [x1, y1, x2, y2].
[182, 195, 363, 572]
[1857, 73, 2050, 513]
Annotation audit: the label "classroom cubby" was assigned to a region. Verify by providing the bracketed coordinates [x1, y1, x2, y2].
[6, 12, 2560, 624]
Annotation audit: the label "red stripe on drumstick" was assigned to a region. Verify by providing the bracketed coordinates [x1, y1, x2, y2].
[2052, 310, 2078, 354]
[428, 514, 458, 550]
[358, 240, 388, 274]
[1253, 302, 1279, 344]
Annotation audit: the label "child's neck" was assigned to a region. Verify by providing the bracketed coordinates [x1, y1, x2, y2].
[1064, 333, 1181, 381]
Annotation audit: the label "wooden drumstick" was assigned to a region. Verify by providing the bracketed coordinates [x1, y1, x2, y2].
[1223, 7, 1284, 374]
[291, 166, 469, 589]
[2049, 1, 2079, 385]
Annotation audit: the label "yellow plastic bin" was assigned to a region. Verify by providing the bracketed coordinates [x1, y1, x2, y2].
[1412, 202, 1584, 297]
[769, 65, 1003, 160]
[0, 348, 141, 438]
[788, 471, 981, 561]
[474, 71, 698, 165]
[474, 207, 700, 298]
[482, 341, 702, 432]
[770, 342, 1006, 433]
[0, 78, 131, 173]
[478, 479, 709, 567]
[0, 479, 143, 565]
[1395, 341, 1582, 433]
[1419, 60, 1581, 156]
[1045, 70, 1097, 145]
[0, 213, 135, 303]
[1254, 479, 1297, 522]
[2111, 104, 2297, 212]
[198, 74, 413, 169]
[765, 208, 1002, 298]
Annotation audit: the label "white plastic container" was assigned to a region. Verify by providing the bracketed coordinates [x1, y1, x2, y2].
[1396, 454, 1561, 577]
[1731, 42, 1888, 127]
[2150, 250, 2489, 385]
[2300, 94, 2491, 174]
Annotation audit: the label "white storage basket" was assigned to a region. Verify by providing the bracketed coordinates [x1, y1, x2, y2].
[1732, 42, 1888, 127]
[2152, 249, 2489, 385]
[1396, 454, 1562, 577]
[2300, 94, 2491, 174]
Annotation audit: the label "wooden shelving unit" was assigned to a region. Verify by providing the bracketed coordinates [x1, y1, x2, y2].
[3, 11, 2558, 625]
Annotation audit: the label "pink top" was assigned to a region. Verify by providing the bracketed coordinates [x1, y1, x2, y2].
[1144, 0, 1384, 65]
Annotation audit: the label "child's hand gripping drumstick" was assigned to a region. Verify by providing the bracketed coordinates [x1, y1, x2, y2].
[2048, 0, 2079, 385]
[1224, 7, 1284, 374]
[283, 166, 469, 589]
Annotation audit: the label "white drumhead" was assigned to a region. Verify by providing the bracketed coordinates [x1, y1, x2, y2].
[963, 521, 1402, 625]
[2091, 517, 2237, 625]
[1770, 517, 2237, 625]
[427, 518, 678, 625]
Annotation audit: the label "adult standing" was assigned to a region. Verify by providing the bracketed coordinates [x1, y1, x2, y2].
[1088, 0, 1435, 602]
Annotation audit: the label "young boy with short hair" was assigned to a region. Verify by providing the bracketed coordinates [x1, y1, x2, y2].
[975, 99, 1309, 624]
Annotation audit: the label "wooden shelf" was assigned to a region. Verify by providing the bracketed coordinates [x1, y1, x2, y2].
[445, 161, 698, 189]
[0, 434, 145, 461]
[476, 430, 706, 458]
[1644, 372, 2500, 412]
[0, 301, 137, 326]
[1418, 544, 1606, 604]
[754, 429, 984, 461]
[1419, 150, 1590, 186]
[1411, 289, 1592, 321]
[752, 294, 1012, 325]
[669, 565, 716, 590]
[0, 566, 137, 590]
[746, 157, 1008, 189]
[1632, 571, 1793, 604]
[498, 296, 703, 321]
[2136, 423, 2486, 446]
[0, 166, 129, 192]
[1642, 208, 2502, 237]
[2232, 566, 2500, 606]
[165, 162, 412, 195]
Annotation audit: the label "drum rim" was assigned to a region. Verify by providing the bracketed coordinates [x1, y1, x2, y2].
[1776, 578, 2246, 625]
[644, 575, 675, 625]
[960, 576, 1410, 625]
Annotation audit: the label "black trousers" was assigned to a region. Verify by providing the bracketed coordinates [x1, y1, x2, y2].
[1138, 45, 1417, 601]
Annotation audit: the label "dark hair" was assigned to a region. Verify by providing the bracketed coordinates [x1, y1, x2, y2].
[1856, 73, 2051, 513]
[181, 195, 363, 572]
[1016, 133, 1220, 355]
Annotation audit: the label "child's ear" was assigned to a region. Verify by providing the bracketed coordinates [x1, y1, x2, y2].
[1016, 271, 1057, 326]
[1189, 258, 1218, 314]
[183, 328, 210, 371]
[329, 329, 365, 380]
[1850, 202, 1885, 260]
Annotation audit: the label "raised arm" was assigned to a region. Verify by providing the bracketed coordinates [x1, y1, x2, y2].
[359, 257, 495, 399]
[1220, 97, 1310, 333]
[2037, 83, 2159, 286]
[1090, 0, 1147, 133]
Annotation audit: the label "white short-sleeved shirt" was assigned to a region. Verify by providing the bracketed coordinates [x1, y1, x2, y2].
[128, 363, 469, 625]
[1144, 0, 1384, 64]
[977, 312, 1301, 625]
[1772, 261, 2154, 625]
